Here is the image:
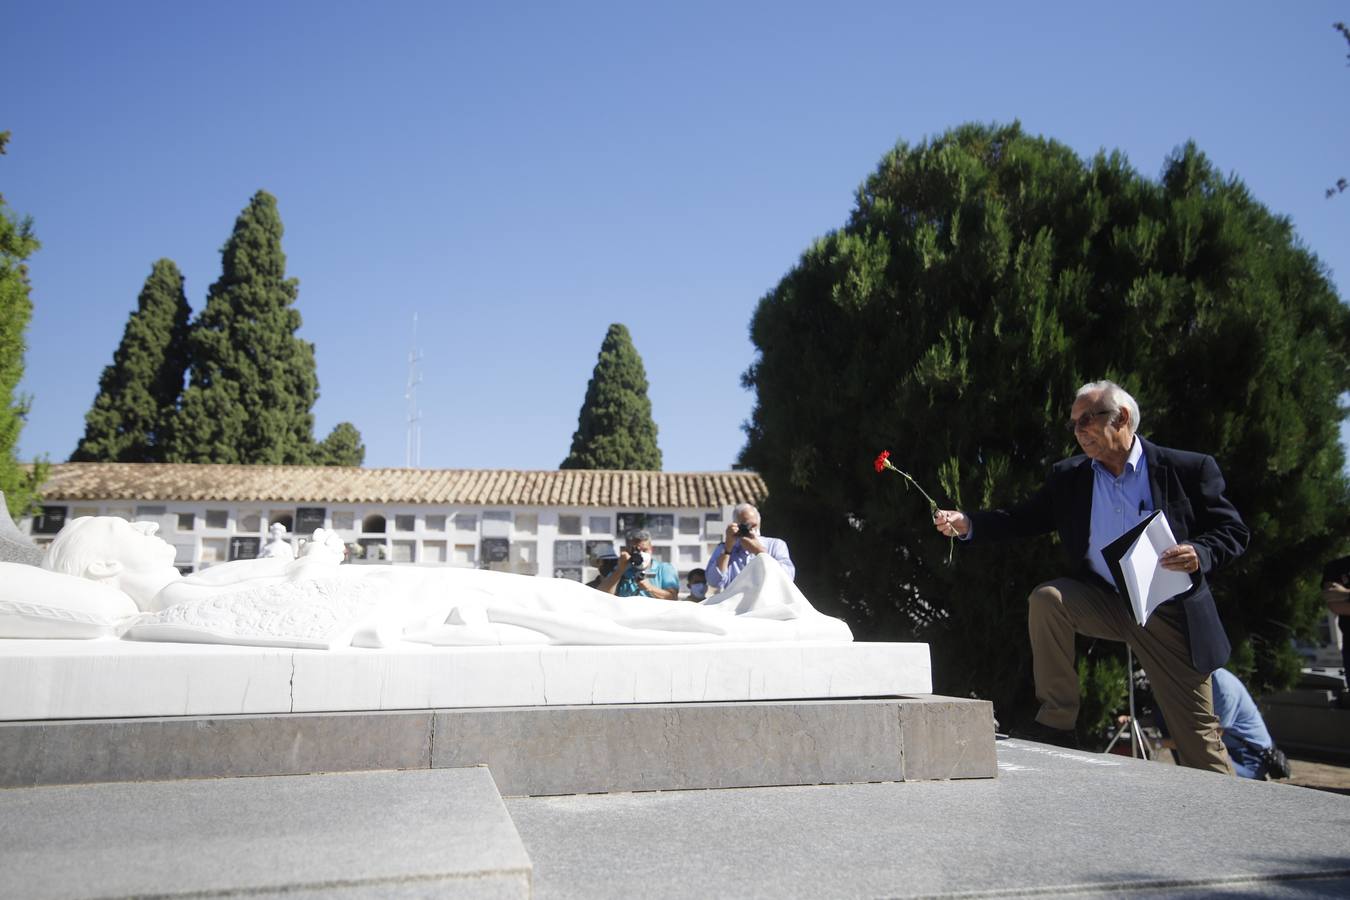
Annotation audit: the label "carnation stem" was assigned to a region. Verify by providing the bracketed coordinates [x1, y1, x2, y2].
[879, 458, 954, 565]
[881, 459, 938, 511]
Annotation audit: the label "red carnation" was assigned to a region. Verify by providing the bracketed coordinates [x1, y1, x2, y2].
[873, 449, 954, 563]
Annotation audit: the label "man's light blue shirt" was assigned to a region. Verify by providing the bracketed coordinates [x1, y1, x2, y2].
[1211, 667, 1275, 779]
[705, 537, 795, 589]
[1086, 436, 1152, 585]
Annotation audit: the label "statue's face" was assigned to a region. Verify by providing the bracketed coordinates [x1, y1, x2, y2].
[113, 519, 179, 575]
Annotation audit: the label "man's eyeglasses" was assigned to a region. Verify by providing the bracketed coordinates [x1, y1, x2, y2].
[1067, 409, 1112, 433]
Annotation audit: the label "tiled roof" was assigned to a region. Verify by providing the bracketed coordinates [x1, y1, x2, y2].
[36, 463, 768, 509]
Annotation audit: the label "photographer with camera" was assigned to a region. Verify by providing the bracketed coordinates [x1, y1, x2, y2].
[706, 503, 795, 591]
[599, 529, 679, 599]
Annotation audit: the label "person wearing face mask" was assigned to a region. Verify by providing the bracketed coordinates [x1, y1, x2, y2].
[600, 529, 679, 599]
[685, 567, 709, 602]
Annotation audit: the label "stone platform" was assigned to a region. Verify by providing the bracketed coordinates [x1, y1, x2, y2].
[5, 741, 1349, 899]
[0, 638, 994, 792]
[0, 695, 995, 791]
[508, 740, 1350, 898]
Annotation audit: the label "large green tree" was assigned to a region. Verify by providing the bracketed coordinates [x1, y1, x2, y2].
[71, 259, 191, 462]
[561, 322, 662, 470]
[741, 122, 1350, 732]
[316, 420, 365, 466]
[0, 131, 46, 517]
[166, 190, 322, 464]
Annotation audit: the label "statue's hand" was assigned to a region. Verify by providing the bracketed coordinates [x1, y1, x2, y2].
[301, 529, 347, 563]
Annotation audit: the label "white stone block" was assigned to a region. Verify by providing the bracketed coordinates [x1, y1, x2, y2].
[0, 640, 930, 721]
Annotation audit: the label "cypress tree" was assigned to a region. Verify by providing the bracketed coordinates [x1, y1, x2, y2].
[71, 259, 191, 462]
[561, 323, 662, 470]
[742, 122, 1350, 731]
[316, 421, 365, 466]
[0, 131, 46, 517]
[166, 191, 320, 464]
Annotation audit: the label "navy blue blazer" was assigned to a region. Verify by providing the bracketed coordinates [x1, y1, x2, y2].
[968, 438, 1250, 672]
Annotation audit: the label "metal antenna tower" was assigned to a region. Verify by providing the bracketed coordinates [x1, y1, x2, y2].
[405, 313, 423, 468]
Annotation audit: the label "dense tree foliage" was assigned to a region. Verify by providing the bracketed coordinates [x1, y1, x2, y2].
[561, 323, 662, 470]
[0, 132, 46, 517]
[316, 421, 365, 466]
[741, 122, 1350, 733]
[71, 259, 190, 462]
[167, 191, 323, 464]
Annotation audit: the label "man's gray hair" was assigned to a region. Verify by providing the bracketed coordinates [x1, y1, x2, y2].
[732, 502, 759, 520]
[1076, 380, 1141, 434]
[625, 528, 652, 545]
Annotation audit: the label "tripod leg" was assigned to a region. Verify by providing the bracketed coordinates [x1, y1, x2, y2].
[1127, 647, 1139, 758]
[1103, 718, 1130, 754]
[1132, 716, 1151, 759]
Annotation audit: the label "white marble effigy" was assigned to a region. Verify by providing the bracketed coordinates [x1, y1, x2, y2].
[0, 638, 931, 721]
[1, 516, 933, 724]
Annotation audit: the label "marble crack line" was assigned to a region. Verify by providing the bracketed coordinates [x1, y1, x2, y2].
[539, 651, 549, 705]
[428, 710, 438, 764]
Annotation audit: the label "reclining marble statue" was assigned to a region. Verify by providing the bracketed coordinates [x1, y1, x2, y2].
[0, 516, 852, 649]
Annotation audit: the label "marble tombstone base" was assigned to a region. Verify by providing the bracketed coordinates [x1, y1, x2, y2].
[0, 639, 998, 792]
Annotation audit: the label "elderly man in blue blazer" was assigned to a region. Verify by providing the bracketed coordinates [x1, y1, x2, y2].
[932, 380, 1249, 773]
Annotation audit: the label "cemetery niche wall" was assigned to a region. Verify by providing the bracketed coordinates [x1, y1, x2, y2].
[21, 463, 760, 585]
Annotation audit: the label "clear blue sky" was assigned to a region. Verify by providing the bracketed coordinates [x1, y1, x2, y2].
[5, 2, 1347, 472]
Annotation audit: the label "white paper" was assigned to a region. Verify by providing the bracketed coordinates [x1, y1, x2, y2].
[1116, 513, 1193, 627]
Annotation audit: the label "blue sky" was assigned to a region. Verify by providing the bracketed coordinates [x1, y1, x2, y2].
[5, 2, 1347, 472]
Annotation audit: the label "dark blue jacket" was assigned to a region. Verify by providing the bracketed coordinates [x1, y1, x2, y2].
[968, 438, 1249, 672]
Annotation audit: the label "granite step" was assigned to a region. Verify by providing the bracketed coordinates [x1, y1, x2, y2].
[0, 768, 531, 899]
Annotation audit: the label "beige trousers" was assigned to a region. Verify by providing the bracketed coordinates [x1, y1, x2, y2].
[1028, 577, 1232, 774]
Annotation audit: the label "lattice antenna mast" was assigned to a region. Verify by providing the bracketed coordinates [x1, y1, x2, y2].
[405, 313, 423, 468]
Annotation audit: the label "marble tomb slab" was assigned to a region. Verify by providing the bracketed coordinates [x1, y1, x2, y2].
[0, 639, 931, 721]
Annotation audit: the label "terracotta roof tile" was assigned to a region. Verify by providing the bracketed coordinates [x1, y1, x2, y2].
[35, 464, 767, 509]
